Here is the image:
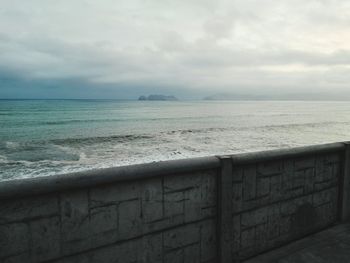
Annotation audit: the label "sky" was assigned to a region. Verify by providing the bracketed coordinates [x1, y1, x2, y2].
[0, 0, 350, 99]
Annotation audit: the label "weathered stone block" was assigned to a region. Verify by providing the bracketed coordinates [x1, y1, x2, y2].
[323, 165, 334, 181]
[200, 174, 216, 208]
[324, 153, 341, 165]
[89, 239, 139, 263]
[279, 216, 292, 235]
[164, 249, 183, 263]
[241, 207, 268, 229]
[29, 216, 60, 262]
[294, 157, 315, 171]
[200, 220, 216, 262]
[315, 156, 335, 183]
[184, 243, 200, 263]
[313, 188, 336, 207]
[291, 170, 305, 189]
[238, 246, 258, 261]
[282, 195, 313, 215]
[232, 215, 241, 253]
[267, 214, 280, 239]
[60, 189, 129, 255]
[284, 187, 304, 200]
[0, 223, 28, 259]
[255, 223, 268, 251]
[232, 167, 243, 182]
[0, 195, 58, 224]
[141, 178, 163, 223]
[90, 181, 140, 208]
[164, 224, 200, 251]
[257, 177, 270, 197]
[184, 186, 202, 222]
[241, 199, 258, 212]
[283, 159, 294, 177]
[90, 205, 118, 234]
[241, 228, 255, 249]
[243, 166, 257, 201]
[314, 180, 336, 191]
[141, 233, 163, 263]
[200, 175, 216, 217]
[53, 253, 91, 263]
[267, 203, 280, 217]
[1, 253, 31, 263]
[282, 174, 293, 193]
[269, 175, 282, 202]
[314, 202, 335, 226]
[257, 161, 283, 176]
[118, 199, 142, 239]
[164, 191, 184, 218]
[164, 173, 202, 193]
[60, 190, 91, 255]
[333, 163, 341, 179]
[200, 206, 216, 219]
[303, 168, 315, 193]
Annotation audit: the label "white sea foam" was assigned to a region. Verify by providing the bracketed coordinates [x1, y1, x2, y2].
[5, 141, 20, 149]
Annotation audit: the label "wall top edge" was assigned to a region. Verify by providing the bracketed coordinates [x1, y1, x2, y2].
[0, 142, 346, 200]
[0, 156, 220, 200]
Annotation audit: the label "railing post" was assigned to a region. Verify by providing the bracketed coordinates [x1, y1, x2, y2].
[341, 142, 350, 222]
[218, 156, 234, 263]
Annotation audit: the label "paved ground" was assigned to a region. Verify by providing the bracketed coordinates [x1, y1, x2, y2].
[244, 223, 350, 263]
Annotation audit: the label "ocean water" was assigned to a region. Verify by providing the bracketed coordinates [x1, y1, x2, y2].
[1, 99, 350, 181]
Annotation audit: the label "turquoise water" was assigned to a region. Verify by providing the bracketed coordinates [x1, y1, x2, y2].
[1, 99, 350, 181]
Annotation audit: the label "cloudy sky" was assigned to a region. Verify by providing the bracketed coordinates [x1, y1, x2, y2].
[0, 0, 350, 99]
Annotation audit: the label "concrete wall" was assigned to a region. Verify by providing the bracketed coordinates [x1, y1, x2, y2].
[0, 158, 219, 263]
[0, 142, 349, 263]
[219, 149, 343, 262]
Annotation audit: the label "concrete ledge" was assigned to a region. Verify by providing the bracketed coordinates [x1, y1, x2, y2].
[0, 142, 345, 200]
[0, 156, 220, 200]
[230, 142, 345, 165]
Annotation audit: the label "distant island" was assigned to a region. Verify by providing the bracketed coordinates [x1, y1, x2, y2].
[138, 95, 178, 101]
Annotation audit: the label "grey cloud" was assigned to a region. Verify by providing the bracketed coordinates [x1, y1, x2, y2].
[0, 0, 350, 98]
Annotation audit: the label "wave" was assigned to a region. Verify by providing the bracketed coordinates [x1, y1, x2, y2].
[51, 134, 155, 145]
[3, 119, 348, 148]
[0, 141, 80, 162]
[39, 119, 126, 125]
[51, 128, 228, 146]
[258, 121, 350, 130]
[3, 115, 218, 127]
[1, 119, 349, 168]
[0, 154, 8, 163]
[0, 113, 21, 116]
[40, 116, 212, 125]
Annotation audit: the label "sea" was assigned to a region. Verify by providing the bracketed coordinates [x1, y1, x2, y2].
[1, 99, 350, 181]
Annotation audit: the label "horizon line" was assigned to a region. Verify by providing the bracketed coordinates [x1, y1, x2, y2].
[2, 98, 350, 102]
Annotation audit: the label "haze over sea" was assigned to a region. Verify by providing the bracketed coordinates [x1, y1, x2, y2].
[1, 99, 350, 181]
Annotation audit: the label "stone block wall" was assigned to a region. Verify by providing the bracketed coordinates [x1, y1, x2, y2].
[0, 170, 218, 263]
[220, 152, 342, 261]
[0, 143, 348, 263]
